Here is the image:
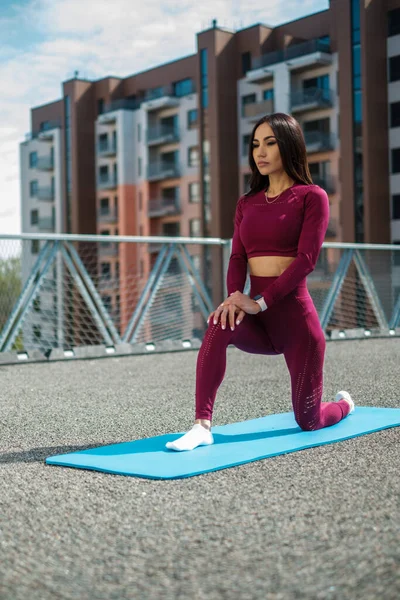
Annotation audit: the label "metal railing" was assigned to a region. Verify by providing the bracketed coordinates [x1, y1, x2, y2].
[291, 87, 333, 111]
[251, 39, 331, 70]
[0, 234, 399, 363]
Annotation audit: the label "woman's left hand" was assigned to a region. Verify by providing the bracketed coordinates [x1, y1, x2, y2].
[215, 291, 261, 317]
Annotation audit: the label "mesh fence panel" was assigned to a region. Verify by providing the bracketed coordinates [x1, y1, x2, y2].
[0, 236, 399, 356]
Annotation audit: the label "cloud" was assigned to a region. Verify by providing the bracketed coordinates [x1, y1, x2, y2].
[0, 0, 328, 235]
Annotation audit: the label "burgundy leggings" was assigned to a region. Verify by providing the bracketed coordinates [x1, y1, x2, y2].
[195, 275, 350, 431]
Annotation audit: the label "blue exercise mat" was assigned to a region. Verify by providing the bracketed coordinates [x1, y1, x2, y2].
[46, 407, 400, 479]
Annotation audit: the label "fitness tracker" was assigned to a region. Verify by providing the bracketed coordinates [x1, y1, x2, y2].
[253, 294, 268, 312]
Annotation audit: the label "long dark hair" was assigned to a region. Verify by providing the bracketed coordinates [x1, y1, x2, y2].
[246, 112, 313, 196]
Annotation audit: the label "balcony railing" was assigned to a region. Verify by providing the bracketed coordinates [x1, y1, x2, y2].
[251, 38, 331, 71]
[147, 126, 180, 146]
[243, 99, 274, 121]
[304, 131, 335, 153]
[36, 156, 54, 171]
[148, 197, 181, 218]
[38, 216, 55, 232]
[37, 187, 55, 202]
[326, 217, 338, 238]
[291, 88, 333, 112]
[97, 208, 118, 223]
[103, 98, 141, 114]
[98, 175, 117, 190]
[98, 141, 117, 156]
[147, 163, 180, 181]
[312, 174, 336, 194]
[98, 277, 118, 290]
[99, 242, 119, 256]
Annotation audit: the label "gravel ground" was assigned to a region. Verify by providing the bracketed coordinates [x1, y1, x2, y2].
[0, 338, 399, 600]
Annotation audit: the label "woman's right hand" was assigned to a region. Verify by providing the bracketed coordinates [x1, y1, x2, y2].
[207, 303, 245, 331]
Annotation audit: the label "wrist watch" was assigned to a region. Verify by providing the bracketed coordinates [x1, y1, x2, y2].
[253, 294, 268, 312]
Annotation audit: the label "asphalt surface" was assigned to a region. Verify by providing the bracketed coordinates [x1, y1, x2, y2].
[0, 338, 399, 600]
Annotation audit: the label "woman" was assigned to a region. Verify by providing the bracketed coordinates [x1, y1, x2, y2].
[166, 112, 354, 452]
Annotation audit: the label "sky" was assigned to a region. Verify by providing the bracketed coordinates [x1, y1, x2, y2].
[0, 0, 329, 235]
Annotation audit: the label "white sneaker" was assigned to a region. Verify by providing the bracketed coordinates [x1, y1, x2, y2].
[335, 390, 355, 414]
[165, 424, 214, 452]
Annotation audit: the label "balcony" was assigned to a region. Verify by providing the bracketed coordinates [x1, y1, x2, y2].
[98, 174, 117, 190]
[97, 207, 118, 223]
[291, 88, 333, 113]
[147, 163, 180, 182]
[243, 98, 274, 121]
[37, 186, 55, 202]
[147, 126, 180, 146]
[98, 141, 117, 157]
[326, 217, 338, 238]
[148, 197, 181, 218]
[143, 86, 181, 112]
[26, 120, 61, 142]
[98, 277, 118, 291]
[247, 39, 332, 82]
[38, 216, 55, 232]
[311, 174, 336, 194]
[304, 131, 335, 153]
[148, 242, 163, 253]
[36, 156, 54, 171]
[99, 242, 119, 257]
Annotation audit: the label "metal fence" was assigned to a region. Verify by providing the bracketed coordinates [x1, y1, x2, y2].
[0, 233, 399, 363]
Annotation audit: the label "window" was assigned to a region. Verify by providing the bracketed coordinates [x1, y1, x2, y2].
[138, 191, 143, 211]
[189, 218, 201, 237]
[98, 98, 105, 115]
[389, 56, 400, 82]
[241, 52, 251, 76]
[192, 255, 201, 273]
[242, 93, 256, 117]
[187, 109, 198, 129]
[242, 134, 251, 157]
[32, 325, 41, 341]
[162, 222, 180, 236]
[200, 48, 208, 108]
[29, 152, 37, 168]
[100, 230, 111, 246]
[189, 182, 200, 203]
[30, 209, 39, 225]
[138, 157, 142, 177]
[33, 297, 41, 312]
[390, 102, 400, 128]
[30, 180, 38, 197]
[173, 78, 193, 97]
[303, 75, 329, 90]
[393, 241, 400, 266]
[31, 239, 40, 254]
[100, 198, 109, 215]
[102, 295, 112, 311]
[115, 262, 120, 280]
[393, 195, 400, 219]
[263, 88, 274, 101]
[99, 133, 108, 152]
[204, 179, 210, 205]
[99, 165, 109, 182]
[137, 123, 141, 142]
[392, 148, 400, 173]
[139, 225, 143, 236]
[101, 262, 111, 279]
[388, 8, 400, 37]
[243, 173, 251, 192]
[188, 146, 199, 167]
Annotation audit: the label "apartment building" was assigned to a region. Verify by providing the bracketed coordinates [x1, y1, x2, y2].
[20, 0, 400, 349]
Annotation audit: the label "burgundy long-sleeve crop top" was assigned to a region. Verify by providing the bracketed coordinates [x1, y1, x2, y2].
[226, 182, 330, 308]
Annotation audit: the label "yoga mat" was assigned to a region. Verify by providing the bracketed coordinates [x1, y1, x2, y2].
[46, 407, 400, 480]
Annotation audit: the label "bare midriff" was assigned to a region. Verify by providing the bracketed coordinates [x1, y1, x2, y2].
[248, 256, 296, 277]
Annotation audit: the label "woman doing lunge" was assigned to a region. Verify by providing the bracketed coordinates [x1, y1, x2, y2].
[166, 112, 354, 452]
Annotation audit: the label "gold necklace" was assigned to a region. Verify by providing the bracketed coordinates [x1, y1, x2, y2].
[264, 183, 294, 204]
[265, 189, 283, 204]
